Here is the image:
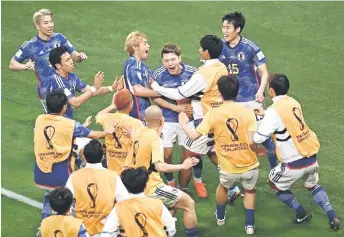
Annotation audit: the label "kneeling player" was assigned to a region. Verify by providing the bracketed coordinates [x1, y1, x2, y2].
[152, 44, 207, 197]
[102, 167, 176, 237]
[124, 106, 199, 237]
[39, 187, 89, 237]
[253, 73, 340, 231]
[34, 90, 114, 221]
[179, 75, 264, 235]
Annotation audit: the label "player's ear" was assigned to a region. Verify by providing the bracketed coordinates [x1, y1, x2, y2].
[178, 56, 182, 63]
[236, 26, 241, 33]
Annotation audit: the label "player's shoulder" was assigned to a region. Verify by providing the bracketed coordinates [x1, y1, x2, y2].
[52, 32, 67, 39]
[241, 37, 260, 51]
[152, 65, 167, 79]
[183, 64, 198, 73]
[125, 56, 145, 70]
[20, 36, 39, 49]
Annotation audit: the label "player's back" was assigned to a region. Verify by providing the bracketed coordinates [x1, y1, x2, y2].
[40, 215, 83, 237]
[96, 112, 143, 174]
[125, 126, 164, 194]
[152, 63, 197, 123]
[219, 37, 267, 102]
[123, 56, 151, 121]
[207, 102, 259, 173]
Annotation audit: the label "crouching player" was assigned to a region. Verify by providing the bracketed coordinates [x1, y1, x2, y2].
[39, 187, 89, 237]
[253, 73, 341, 231]
[124, 106, 200, 237]
[179, 75, 264, 235]
[34, 90, 114, 221]
[151, 44, 207, 196]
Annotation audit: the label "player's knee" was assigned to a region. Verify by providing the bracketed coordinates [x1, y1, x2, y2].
[244, 188, 256, 194]
[179, 193, 195, 212]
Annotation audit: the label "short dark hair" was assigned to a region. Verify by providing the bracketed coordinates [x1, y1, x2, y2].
[161, 44, 181, 58]
[46, 89, 68, 114]
[49, 187, 73, 215]
[217, 75, 239, 100]
[49, 46, 68, 69]
[269, 73, 290, 96]
[200, 35, 223, 59]
[222, 12, 246, 33]
[120, 167, 149, 194]
[84, 139, 104, 164]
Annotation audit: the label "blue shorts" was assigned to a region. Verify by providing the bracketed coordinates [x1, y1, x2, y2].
[34, 160, 71, 189]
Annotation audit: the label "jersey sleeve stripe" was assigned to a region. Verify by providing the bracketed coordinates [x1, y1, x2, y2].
[242, 38, 259, 51]
[152, 66, 166, 79]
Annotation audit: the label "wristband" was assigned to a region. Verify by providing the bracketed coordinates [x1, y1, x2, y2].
[108, 86, 114, 92]
[89, 86, 97, 93]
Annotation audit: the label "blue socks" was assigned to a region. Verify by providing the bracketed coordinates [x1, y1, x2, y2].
[245, 209, 255, 226]
[276, 190, 305, 215]
[164, 172, 174, 182]
[193, 156, 203, 179]
[75, 156, 83, 168]
[185, 226, 198, 237]
[262, 138, 278, 169]
[41, 192, 52, 220]
[310, 185, 336, 222]
[216, 204, 226, 220]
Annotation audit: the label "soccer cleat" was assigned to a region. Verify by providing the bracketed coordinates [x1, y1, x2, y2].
[167, 180, 176, 188]
[294, 212, 312, 224]
[228, 185, 241, 203]
[330, 217, 341, 231]
[245, 225, 255, 235]
[215, 211, 226, 227]
[193, 181, 208, 198]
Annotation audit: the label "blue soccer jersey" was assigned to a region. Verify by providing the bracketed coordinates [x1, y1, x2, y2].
[47, 73, 88, 119]
[219, 37, 267, 102]
[152, 64, 197, 123]
[123, 56, 152, 121]
[13, 33, 75, 99]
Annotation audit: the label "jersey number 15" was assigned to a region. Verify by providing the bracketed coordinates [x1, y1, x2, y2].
[228, 64, 239, 75]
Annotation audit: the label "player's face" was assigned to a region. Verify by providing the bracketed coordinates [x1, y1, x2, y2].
[58, 52, 74, 73]
[36, 15, 54, 36]
[222, 20, 240, 42]
[162, 53, 182, 75]
[137, 39, 150, 60]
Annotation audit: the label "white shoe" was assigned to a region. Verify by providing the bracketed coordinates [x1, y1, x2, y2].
[245, 225, 255, 235]
[215, 211, 226, 227]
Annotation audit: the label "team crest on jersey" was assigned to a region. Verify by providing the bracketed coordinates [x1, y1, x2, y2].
[237, 52, 245, 61]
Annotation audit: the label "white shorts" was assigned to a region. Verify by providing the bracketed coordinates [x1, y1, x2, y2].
[182, 120, 213, 155]
[238, 100, 264, 126]
[269, 162, 319, 191]
[73, 137, 92, 155]
[162, 122, 191, 148]
[148, 184, 183, 208]
[219, 168, 259, 190]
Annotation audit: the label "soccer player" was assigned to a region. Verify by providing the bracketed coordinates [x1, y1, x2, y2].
[39, 187, 89, 237]
[9, 9, 87, 111]
[102, 167, 176, 237]
[151, 44, 207, 197]
[66, 139, 130, 236]
[179, 75, 264, 235]
[96, 89, 144, 174]
[150, 35, 228, 191]
[219, 12, 278, 201]
[47, 46, 123, 119]
[253, 73, 341, 231]
[124, 105, 199, 237]
[34, 90, 114, 221]
[123, 31, 161, 121]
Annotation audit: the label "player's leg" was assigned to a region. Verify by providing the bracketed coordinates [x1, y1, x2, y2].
[304, 161, 341, 231]
[269, 164, 311, 224]
[162, 122, 178, 186]
[241, 168, 259, 235]
[216, 169, 239, 226]
[178, 148, 196, 192]
[261, 137, 278, 169]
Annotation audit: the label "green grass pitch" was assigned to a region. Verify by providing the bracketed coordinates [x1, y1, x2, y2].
[1, 1, 344, 236]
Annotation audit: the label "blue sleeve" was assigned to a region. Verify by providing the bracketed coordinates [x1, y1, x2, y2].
[13, 41, 31, 63]
[252, 45, 267, 66]
[73, 121, 91, 137]
[74, 74, 88, 92]
[78, 224, 89, 237]
[58, 33, 75, 53]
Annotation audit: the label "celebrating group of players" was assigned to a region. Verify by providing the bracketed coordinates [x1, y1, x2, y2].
[9, 8, 341, 237]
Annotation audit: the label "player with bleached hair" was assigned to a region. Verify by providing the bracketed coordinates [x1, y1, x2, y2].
[9, 9, 88, 112]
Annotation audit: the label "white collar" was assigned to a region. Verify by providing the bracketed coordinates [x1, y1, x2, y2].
[129, 192, 145, 198]
[203, 58, 220, 66]
[272, 95, 288, 103]
[85, 163, 104, 169]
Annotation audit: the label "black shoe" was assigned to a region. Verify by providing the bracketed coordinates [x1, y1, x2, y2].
[294, 212, 312, 224]
[330, 217, 341, 231]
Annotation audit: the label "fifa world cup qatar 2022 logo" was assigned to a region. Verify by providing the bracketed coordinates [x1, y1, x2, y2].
[292, 107, 305, 130]
[54, 230, 64, 237]
[135, 212, 148, 237]
[226, 118, 239, 141]
[87, 183, 98, 208]
[43, 125, 55, 149]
